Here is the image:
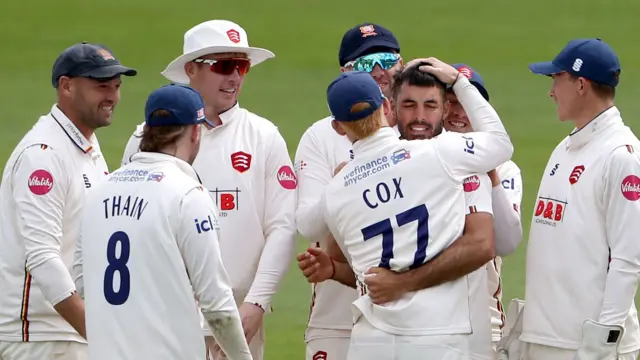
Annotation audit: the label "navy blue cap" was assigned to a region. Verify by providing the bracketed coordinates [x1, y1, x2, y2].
[145, 84, 214, 128]
[451, 64, 489, 101]
[327, 72, 384, 122]
[529, 38, 621, 87]
[52, 42, 137, 88]
[338, 23, 400, 67]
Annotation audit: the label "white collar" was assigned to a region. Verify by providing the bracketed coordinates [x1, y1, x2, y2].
[567, 106, 623, 150]
[352, 127, 399, 155]
[129, 152, 202, 183]
[49, 104, 97, 154]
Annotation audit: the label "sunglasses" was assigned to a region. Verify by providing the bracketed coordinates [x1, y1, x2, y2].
[194, 58, 251, 76]
[344, 52, 401, 73]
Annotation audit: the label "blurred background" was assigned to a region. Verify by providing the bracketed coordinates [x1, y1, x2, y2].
[1, 0, 639, 358]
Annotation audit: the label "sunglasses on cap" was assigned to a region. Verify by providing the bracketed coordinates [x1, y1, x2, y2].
[343, 52, 401, 73]
[193, 58, 251, 76]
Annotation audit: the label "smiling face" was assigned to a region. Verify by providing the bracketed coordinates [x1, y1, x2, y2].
[186, 52, 250, 113]
[394, 83, 448, 140]
[59, 75, 122, 130]
[444, 91, 472, 133]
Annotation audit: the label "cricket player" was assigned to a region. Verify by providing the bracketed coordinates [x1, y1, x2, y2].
[503, 38, 640, 360]
[319, 59, 513, 359]
[298, 62, 521, 359]
[73, 84, 252, 360]
[121, 20, 296, 360]
[0, 42, 136, 360]
[294, 23, 403, 360]
[444, 64, 524, 349]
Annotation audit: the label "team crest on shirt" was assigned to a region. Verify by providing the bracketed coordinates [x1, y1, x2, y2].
[230, 151, 252, 173]
[569, 165, 585, 185]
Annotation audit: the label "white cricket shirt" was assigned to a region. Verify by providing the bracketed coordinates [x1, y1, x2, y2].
[0, 104, 108, 343]
[521, 107, 640, 352]
[462, 172, 495, 359]
[322, 116, 513, 335]
[487, 160, 523, 342]
[294, 116, 358, 336]
[74, 152, 244, 360]
[121, 103, 297, 314]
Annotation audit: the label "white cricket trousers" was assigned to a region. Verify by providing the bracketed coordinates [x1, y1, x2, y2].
[0, 341, 87, 360]
[347, 316, 472, 360]
[519, 342, 639, 360]
[306, 335, 351, 360]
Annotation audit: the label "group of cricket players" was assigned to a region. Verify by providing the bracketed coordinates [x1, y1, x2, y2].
[0, 17, 638, 360]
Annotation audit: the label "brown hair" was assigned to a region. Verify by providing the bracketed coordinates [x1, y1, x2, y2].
[338, 102, 383, 139]
[138, 110, 188, 152]
[570, 73, 617, 100]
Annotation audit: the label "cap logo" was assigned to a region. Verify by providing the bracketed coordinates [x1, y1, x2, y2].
[360, 25, 377, 38]
[458, 66, 473, 79]
[97, 48, 115, 61]
[226, 29, 241, 43]
[572, 58, 583, 72]
[197, 108, 205, 120]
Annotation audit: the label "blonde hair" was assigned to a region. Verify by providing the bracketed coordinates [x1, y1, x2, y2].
[339, 102, 383, 139]
[138, 109, 188, 152]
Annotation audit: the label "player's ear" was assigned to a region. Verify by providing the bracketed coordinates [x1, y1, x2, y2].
[191, 124, 201, 143]
[185, 62, 197, 79]
[331, 119, 347, 136]
[382, 98, 391, 117]
[442, 97, 451, 120]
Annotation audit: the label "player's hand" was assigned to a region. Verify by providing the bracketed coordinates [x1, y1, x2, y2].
[334, 161, 348, 176]
[488, 169, 500, 187]
[363, 267, 407, 305]
[238, 302, 264, 345]
[404, 57, 460, 85]
[296, 247, 334, 283]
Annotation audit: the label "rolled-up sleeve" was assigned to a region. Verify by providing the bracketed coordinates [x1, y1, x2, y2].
[244, 131, 297, 309]
[294, 127, 333, 242]
[13, 144, 76, 305]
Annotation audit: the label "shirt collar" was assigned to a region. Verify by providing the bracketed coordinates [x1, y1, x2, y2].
[204, 102, 241, 134]
[49, 104, 97, 154]
[129, 152, 202, 184]
[352, 127, 399, 155]
[567, 106, 622, 150]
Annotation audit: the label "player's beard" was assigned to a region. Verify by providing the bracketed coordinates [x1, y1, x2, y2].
[397, 115, 444, 140]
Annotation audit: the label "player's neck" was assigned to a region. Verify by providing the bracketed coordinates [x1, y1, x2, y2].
[157, 143, 191, 164]
[204, 104, 222, 127]
[572, 99, 614, 130]
[56, 102, 94, 139]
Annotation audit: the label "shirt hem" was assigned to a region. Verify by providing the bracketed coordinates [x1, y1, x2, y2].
[0, 333, 86, 343]
[519, 334, 578, 349]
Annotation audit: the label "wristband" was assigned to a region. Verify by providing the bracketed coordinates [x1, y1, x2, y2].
[451, 72, 462, 87]
[329, 258, 336, 279]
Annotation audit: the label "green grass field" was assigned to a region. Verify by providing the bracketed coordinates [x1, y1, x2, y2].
[2, 0, 640, 358]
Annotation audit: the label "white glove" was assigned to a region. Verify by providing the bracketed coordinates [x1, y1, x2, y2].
[573, 319, 623, 360]
[496, 298, 526, 360]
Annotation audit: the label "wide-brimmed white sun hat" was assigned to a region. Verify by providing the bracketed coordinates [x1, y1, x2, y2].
[161, 20, 275, 84]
